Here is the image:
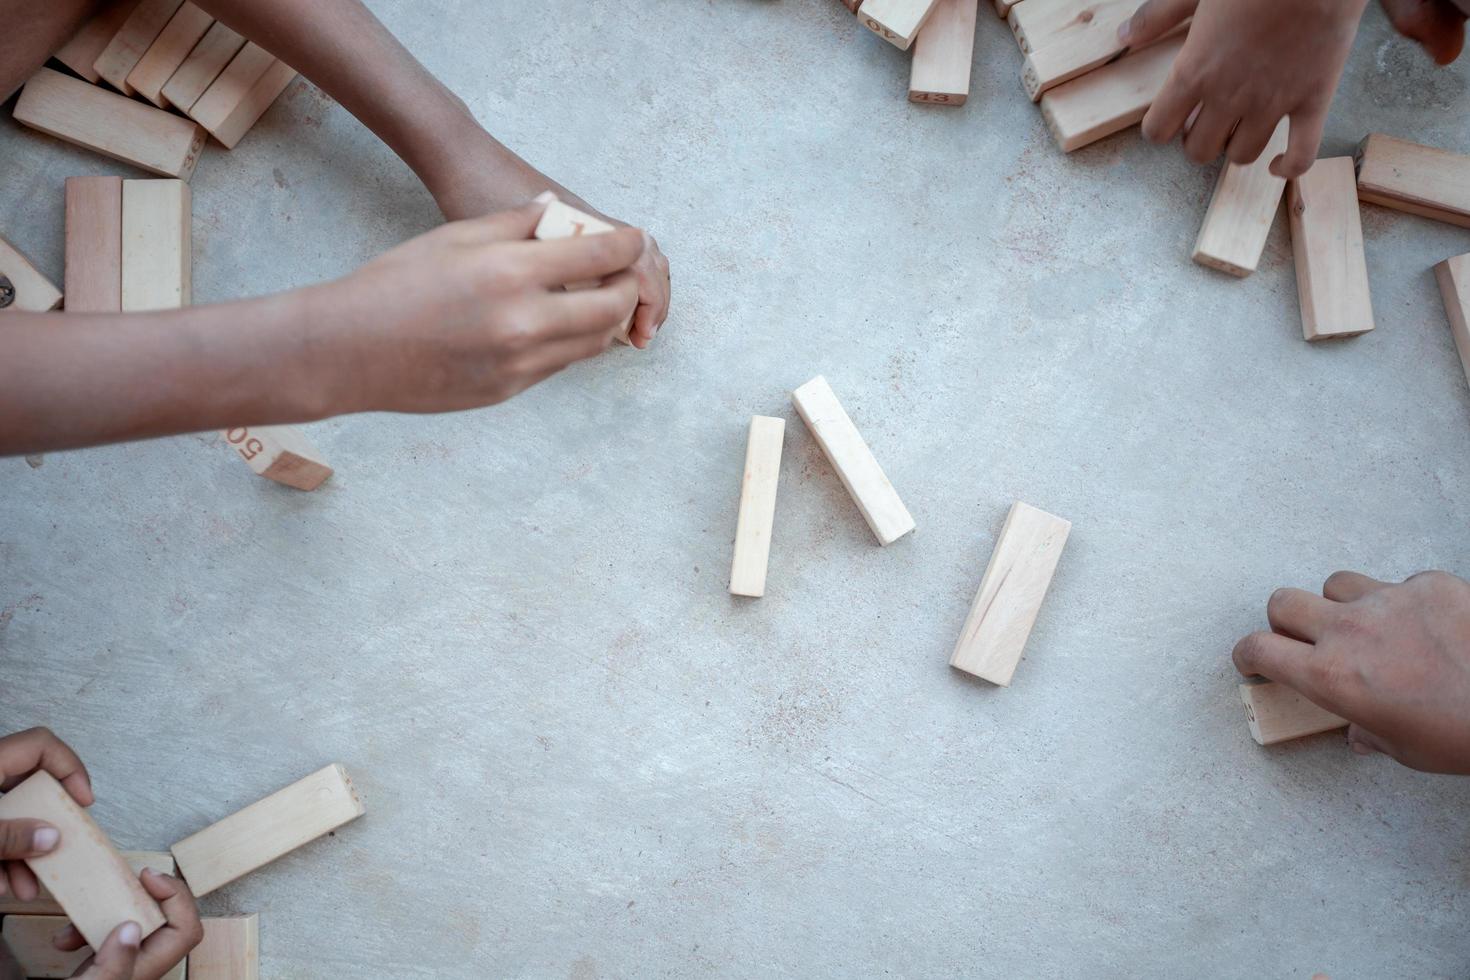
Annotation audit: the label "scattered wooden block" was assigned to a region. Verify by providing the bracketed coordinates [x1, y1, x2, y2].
[221, 425, 334, 492]
[791, 376, 915, 546]
[1, 916, 92, 978]
[1239, 681, 1347, 746]
[949, 502, 1070, 686]
[1008, 0, 1133, 54]
[64, 176, 124, 313]
[1038, 33, 1182, 152]
[122, 179, 191, 312]
[127, 2, 215, 107]
[171, 763, 365, 897]
[0, 235, 62, 313]
[909, 0, 978, 106]
[0, 850, 172, 917]
[160, 21, 247, 113]
[14, 68, 206, 180]
[1355, 133, 1470, 229]
[532, 196, 633, 343]
[1434, 253, 1470, 392]
[189, 42, 295, 149]
[859, 0, 941, 49]
[729, 416, 786, 598]
[1287, 157, 1375, 342]
[92, 0, 185, 94]
[189, 915, 259, 980]
[0, 772, 165, 949]
[53, 0, 145, 83]
[1192, 118, 1290, 277]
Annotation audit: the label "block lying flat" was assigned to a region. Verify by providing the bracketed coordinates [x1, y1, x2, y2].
[189, 915, 260, 980]
[14, 68, 206, 180]
[0, 850, 172, 916]
[160, 20, 247, 112]
[1, 916, 91, 978]
[533, 196, 633, 343]
[127, 2, 215, 107]
[64, 176, 124, 313]
[53, 0, 144, 83]
[1355, 133, 1470, 229]
[1038, 33, 1182, 152]
[949, 501, 1071, 686]
[1287, 157, 1374, 341]
[909, 0, 978, 106]
[1008, 0, 1133, 54]
[221, 425, 334, 491]
[729, 416, 786, 598]
[1434, 253, 1470, 391]
[859, 0, 941, 49]
[92, 0, 185, 94]
[122, 179, 191, 312]
[791, 375, 915, 546]
[1192, 118, 1290, 277]
[1239, 681, 1347, 745]
[1020, 5, 1173, 99]
[190, 43, 297, 149]
[0, 235, 63, 313]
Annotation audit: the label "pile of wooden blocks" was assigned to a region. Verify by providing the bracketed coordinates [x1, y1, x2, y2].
[0, 763, 364, 978]
[843, 0, 981, 106]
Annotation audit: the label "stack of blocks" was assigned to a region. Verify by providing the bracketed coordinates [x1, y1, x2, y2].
[841, 0, 980, 107]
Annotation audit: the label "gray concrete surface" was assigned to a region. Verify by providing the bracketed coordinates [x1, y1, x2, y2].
[4, 1, 1470, 976]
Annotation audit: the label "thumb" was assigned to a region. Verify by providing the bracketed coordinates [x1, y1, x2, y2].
[72, 921, 141, 980]
[1118, 0, 1198, 46]
[0, 819, 59, 860]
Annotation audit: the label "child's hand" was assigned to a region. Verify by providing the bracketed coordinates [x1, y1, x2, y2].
[0, 728, 93, 900]
[1378, 0, 1467, 63]
[63, 869, 203, 980]
[1122, 0, 1369, 177]
[605, 223, 671, 352]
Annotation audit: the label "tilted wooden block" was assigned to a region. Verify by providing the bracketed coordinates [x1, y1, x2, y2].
[0, 772, 165, 949]
[859, 0, 941, 49]
[65, 176, 124, 313]
[1192, 119, 1289, 277]
[1287, 157, 1374, 342]
[127, 2, 215, 107]
[533, 196, 633, 343]
[53, 0, 144, 83]
[14, 68, 206, 181]
[1038, 33, 1182, 152]
[1, 916, 91, 978]
[909, 0, 978, 106]
[1356, 133, 1470, 228]
[160, 21, 247, 113]
[0, 235, 62, 313]
[729, 416, 786, 598]
[122, 179, 191, 312]
[171, 763, 365, 897]
[1240, 681, 1347, 746]
[1008, 0, 1133, 54]
[0, 851, 172, 917]
[189, 42, 295, 149]
[189, 915, 259, 980]
[1434, 253, 1470, 392]
[221, 425, 334, 492]
[792, 376, 915, 546]
[93, 0, 185, 94]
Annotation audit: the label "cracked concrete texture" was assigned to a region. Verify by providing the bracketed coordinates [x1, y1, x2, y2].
[4, 1, 1470, 976]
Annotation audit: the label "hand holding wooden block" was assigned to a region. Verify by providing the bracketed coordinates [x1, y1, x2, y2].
[1239, 681, 1347, 745]
[1, 916, 92, 978]
[0, 850, 173, 917]
[729, 416, 786, 598]
[1287, 157, 1374, 341]
[533, 196, 634, 343]
[0, 235, 63, 313]
[1192, 119, 1289, 277]
[859, 0, 942, 49]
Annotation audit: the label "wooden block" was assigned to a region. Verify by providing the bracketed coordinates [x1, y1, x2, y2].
[859, 0, 942, 49]
[1021, 14, 1184, 100]
[1355, 132, 1470, 229]
[1287, 157, 1375, 342]
[188, 42, 283, 148]
[0, 851, 172, 917]
[92, 0, 185, 94]
[909, 0, 978, 106]
[1008, 0, 1133, 54]
[729, 416, 785, 598]
[2, 916, 91, 978]
[1038, 33, 1182, 152]
[122, 179, 191, 312]
[64, 176, 124, 313]
[160, 21, 247, 113]
[171, 763, 365, 897]
[949, 502, 1070, 686]
[193, 55, 296, 149]
[1191, 118, 1290, 277]
[1434, 253, 1470, 392]
[221, 425, 334, 492]
[53, 0, 144, 83]
[0, 772, 165, 949]
[14, 68, 206, 181]
[189, 915, 259, 980]
[127, 2, 215, 107]
[0, 235, 62, 314]
[532, 197, 633, 343]
[791, 376, 915, 546]
[1240, 681, 1347, 746]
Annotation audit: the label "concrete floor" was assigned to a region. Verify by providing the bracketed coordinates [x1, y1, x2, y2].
[4, 1, 1470, 976]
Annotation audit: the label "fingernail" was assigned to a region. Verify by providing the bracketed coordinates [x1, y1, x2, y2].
[1350, 740, 1373, 756]
[141, 866, 158, 878]
[1116, 20, 1131, 43]
[119, 922, 141, 948]
[533, 191, 556, 205]
[32, 827, 58, 852]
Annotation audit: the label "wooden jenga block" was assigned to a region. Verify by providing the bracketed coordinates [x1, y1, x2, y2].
[858, 0, 941, 49]
[729, 416, 786, 598]
[1240, 681, 1347, 746]
[160, 21, 247, 113]
[1288, 157, 1374, 342]
[1021, 14, 1184, 100]
[1192, 119, 1290, 277]
[791, 376, 915, 546]
[1355, 133, 1470, 229]
[0, 772, 165, 949]
[949, 502, 1070, 686]
[1, 916, 91, 978]
[1434, 253, 1470, 392]
[0, 851, 172, 916]
[189, 43, 295, 149]
[14, 68, 206, 181]
[126, 2, 215, 107]
[171, 764, 365, 897]
[122, 179, 191, 312]
[92, 0, 185, 94]
[1038, 33, 1182, 152]
[532, 196, 633, 343]
[1008, 0, 1133, 53]
[221, 425, 334, 492]
[64, 176, 124, 313]
[0, 235, 62, 313]
[909, 0, 978, 106]
[189, 915, 259, 980]
[53, 0, 144, 83]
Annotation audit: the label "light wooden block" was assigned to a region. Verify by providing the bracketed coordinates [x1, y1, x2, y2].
[0, 851, 172, 917]
[192, 54, 296, 149]
[122, 179, 191, 312]
[1021, 13, 1183, 100]
[1287, 157, 1374, 342]
[14, 68, 206, 181]
[1192, 118, 1290, 277]
[791, 376, 915, 546]
[909, 0, 978, 106]
[1434, 253, 1470, 392]
[1038, 33, 1182, 152]
[189, 915, 259, 980]
[1355, 133, 1470, 229]
[64, 176, 124, 313]
[1240, 681, 1347, 746]
[949, 501, 1070, 686]
[0, 236, 62, 313]
[92, 0, 185, 94]
[160, 21, 247, 113]
[859, 0, 942, 49]
[171, 764, 365, 897]
[0, 772, 165, 950]
[127, 2, 215, 107]
[53, 0, 145, 83]
[532, 197, 633, 343]
[1008, 0, 1133, 54]
[729, 416, 785, 598]
[2, 916, 91, 978]
[221, 425, 334, 492]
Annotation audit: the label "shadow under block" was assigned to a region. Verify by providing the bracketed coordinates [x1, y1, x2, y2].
[1, 916, 91, 978]
[1287, 157, 1374, 342]
[1240, 681, 1347, 745]
[0, 772, 166, 950]
[65, 176, 124, 313]
[127, 2, 215, 107]
[53, 0, 144, 83]
[14, 68, 206, 180]
[222, 425, 334, 491]
[1434, 253, 1470, 391]
[0, 851, 173, 917]
[171, 763, 365, 898]
[1008, 0, 1133, 54]
[532, 197, 633, 343]
[189, 42, 295, 149]
[1038, 33, 1182, 152]
[729, 416, 786, 598]
[189, 915, 260, 980]
[1355, 133, 1470, 229]
[909, 0, 978, 105]
[791, 376, 915, 546]
[122, 179, 191, 312]
[0, 235, 63, 313]
[92, 0, 185, 94]
[859, 0, 941, 49]
[161, 21, 247, 112]
[1192, 118, 1289, 277]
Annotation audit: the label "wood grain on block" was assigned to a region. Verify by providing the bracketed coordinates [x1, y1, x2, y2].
[189, 915, 260, 980]
[127, 2, 214, 107]
[909, 0, 978, 106]
[1008, 0, 1133, 54]
[1038, 33, 1181, 152]
[171, 763, 365, 897]
[0, 235, 62, 313]
[221, 425, 334, 491]
[122, 179, 191, 312]
[859, 0, 941, 49]
[1192, 118, 1289, 277]
[1434, 253, 1470, 392]
[949, 502, 1070, 686]
[195, 56, 296, 149]
[791, 376, 915, 546]
[532, 197, 633, 343]
[1021, 15, 1184, 100]
[729, 416, 785, 598]
[53, 0, 144, 83]
[64, 176, 124, 313]
[1355, 133, 1470, 228]
[92, 0, 185, 94]
[14, 68, 206, 180]
[0, 851, 172, 916]
[160, 21, 246, 112]
[1287, 157, 1374, 342]
[1, 916, 91, 978]
[188, 42, 274, 143]
[1239, 681, 1346, 746]
[0, 772, 165, 949]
